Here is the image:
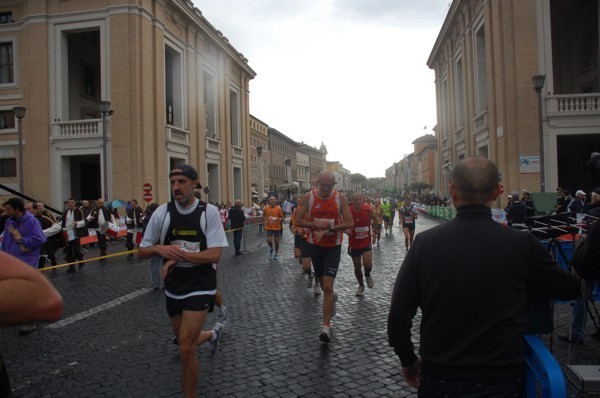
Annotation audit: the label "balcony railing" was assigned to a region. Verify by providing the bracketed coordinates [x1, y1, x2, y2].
[232, 145, 244, 158]
[53, 119, 101, 138]
[205, 136, 221, 152]
[547, 93, 600, 113]
[166, 125, 189, 144]
[473, 110, 488, 134]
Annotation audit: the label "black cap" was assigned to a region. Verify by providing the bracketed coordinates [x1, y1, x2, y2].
[169, 164, 202, 188]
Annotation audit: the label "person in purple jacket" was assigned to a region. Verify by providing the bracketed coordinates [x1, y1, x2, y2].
[1, 197, 47, 334]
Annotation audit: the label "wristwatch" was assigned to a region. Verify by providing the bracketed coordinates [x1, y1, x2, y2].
[329, 225, 335, 232]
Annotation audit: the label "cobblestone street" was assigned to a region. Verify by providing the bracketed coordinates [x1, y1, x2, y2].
[3, 215, 599, 397]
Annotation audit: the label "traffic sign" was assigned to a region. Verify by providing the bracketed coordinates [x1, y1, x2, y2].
[143, 183, 152, 192]
[143, 192, 153, 202]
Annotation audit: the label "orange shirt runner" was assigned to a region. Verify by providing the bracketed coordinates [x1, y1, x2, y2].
[263, 205, 284, 231]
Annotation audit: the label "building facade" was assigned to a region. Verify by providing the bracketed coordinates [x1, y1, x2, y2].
[267, 127, 297, 194]
[0, 0, 255, 207]
[428, 0, 600, 204]
[249, 115, 269, 202]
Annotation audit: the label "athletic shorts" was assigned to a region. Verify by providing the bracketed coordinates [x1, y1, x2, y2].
[294, 234, 309, 257]
[383, 216, 390, 223]
[402, 223, 416, 231]
[306, 243, 341, 278]
[265, 229, 282, 237]
[347, 245, 372, 258]
[166, 294, 215, 317]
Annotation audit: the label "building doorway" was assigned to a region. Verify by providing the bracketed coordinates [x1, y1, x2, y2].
[70, 155, 100, 200]
[557, 134, 600, 193]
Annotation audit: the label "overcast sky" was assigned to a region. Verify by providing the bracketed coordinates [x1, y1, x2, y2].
[193, 0, 451, 178]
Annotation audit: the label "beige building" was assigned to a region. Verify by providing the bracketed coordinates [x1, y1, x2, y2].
[428, 0, 600, 203]
[267, 127, 297, 194]
[326, 161, 351, 192]
[249, 115, 269, 202]
[0, 0, 255, 208]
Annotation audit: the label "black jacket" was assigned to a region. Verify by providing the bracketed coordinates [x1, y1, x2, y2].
[228, 205, 245, 230]
[387, 205, 579, 381]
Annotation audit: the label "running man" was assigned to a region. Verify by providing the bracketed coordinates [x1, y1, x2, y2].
[290, 206, 319, 294]
[263, 196, 284, 260]
[371, 199, 384, 247]
[381, 198, 392, 235]
[294, 171, 354, 342]
[138, 164, 228, 398]
[346, 192, 375, 296]
[399, 196, 418, 250]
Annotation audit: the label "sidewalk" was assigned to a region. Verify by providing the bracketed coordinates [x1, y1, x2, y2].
[2, 216, 597, 397]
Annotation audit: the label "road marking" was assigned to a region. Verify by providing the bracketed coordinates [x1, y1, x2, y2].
[47, 288, 152, 329]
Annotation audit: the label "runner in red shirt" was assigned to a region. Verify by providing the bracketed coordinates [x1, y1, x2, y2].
[294, 171, 354, 343]
[346, 192, 375, 296]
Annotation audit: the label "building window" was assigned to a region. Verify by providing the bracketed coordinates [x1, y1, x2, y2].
[203, 70, 217, 138]
[0, 42, 14, 84]
[474, 22, 488, 113]
[165, 43, 184, 127]
[0, 158, 16, 177]
[0, 110, 15, 130]
[230, 88, 240, 146]
[0, 12, 12, 24]
[82, 63, 98, 100]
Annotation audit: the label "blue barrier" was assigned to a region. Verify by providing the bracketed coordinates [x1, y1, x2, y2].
[524, 334, 567, 397]
[541, 240, 574, 270]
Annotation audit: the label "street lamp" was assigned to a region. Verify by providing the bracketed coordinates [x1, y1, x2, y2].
[257, 146, 264, 203]
[99, 100, 112, 201]
[12, 106, 26, 193]
[532, 74, 546, 192]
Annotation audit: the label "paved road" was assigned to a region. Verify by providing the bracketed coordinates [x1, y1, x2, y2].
[3, 215, 599, 397]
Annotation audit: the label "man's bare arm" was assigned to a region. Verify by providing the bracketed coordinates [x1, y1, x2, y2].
[0, 251, 63, 326]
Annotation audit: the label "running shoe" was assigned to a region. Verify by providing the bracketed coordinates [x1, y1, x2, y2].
[366, 275, 374, 289]
[319, 326, 331, 343]
[313, 284, 322, 296]
[207, 323, 224, 357]
[331, 293, 338, 318]
[355, 285, 365, 296]
[273, 254, 279, 261]
[305, 273, 314, 288]
[269, 248, 273, 258]
[217, 305, 228, 326]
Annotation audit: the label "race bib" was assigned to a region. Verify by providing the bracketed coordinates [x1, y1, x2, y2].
[404, 216, 414, 223]
[354, 226, 370, 240]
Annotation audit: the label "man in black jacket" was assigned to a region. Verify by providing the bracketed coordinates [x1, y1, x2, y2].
[228, 199, 245, 256]
[387, 157, 579, 397]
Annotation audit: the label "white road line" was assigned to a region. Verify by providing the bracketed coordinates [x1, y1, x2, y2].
[47, 288, 152, 329]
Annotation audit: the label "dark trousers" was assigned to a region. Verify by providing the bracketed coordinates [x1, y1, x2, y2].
[419, 371, 525, 398]
[65, 238, 84, 270]
[233, 229, 243, 254]
[126, 232, 135, 251]
[96, 232, 107, 255]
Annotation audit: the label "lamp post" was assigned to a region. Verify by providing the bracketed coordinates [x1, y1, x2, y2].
[532, 75, 546, 192]
[99, 100, 112, 201]
[13, 106, 26, 193]
[257, 146, 264, 203]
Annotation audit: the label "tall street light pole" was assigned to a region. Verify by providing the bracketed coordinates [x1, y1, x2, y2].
[532, 75, 546, 192]
[99, 100, 112, 201]
[13, 106, 26, 194]
[257, 146, 264, 203]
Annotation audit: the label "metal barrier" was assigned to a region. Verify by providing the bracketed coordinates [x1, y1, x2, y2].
[523, 334, 567, 397]
[242, 216, 265, 251]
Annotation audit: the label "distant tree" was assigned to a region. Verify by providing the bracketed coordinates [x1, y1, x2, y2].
[350, 173, 367, 189]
